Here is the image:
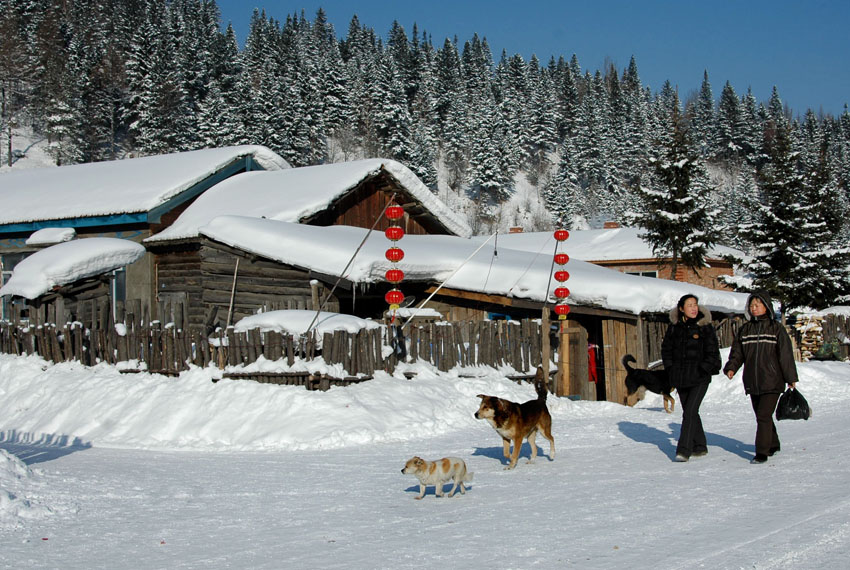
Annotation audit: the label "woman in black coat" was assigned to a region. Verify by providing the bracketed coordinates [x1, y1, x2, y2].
[723, 290, 798, 464]
[661, 294, 721, 462]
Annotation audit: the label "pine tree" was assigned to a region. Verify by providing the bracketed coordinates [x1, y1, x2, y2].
[525, 55, 557, 184]
[0, 8, 31, 166]
[739, 97, 805, 316]
[688, 70, 714, 157]
[373, 53, 413, 163]
[544, 139, 588, 227]
[793, 112, 850, 308]
[715, 81, 743, 162]
[632, 106, 716, 279]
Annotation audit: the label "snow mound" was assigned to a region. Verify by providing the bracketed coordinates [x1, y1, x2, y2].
[234, 309, 380, 336]
[0, 449, 52, 528]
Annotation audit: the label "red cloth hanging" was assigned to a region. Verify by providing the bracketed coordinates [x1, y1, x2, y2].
[587, 343, 599, 383]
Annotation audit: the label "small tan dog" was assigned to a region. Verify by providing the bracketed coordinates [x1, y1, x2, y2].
[401, 456, 473, 499]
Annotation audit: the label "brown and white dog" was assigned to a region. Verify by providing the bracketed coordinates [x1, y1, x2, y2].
[401, 456, 473, 499]
[474, 367, 555, 470]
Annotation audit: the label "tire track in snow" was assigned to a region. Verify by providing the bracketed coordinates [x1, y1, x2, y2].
[667, 496, 850, 569]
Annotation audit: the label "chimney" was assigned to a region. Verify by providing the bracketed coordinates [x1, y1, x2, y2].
[603, 221, 620, 229]
[508, 226, 524, 233]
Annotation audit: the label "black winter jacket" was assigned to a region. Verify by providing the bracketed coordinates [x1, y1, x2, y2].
[723, 290, 799, 395]
[661, 305, 722, 388]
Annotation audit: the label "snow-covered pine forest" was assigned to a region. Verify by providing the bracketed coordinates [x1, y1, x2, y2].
[2, 0, 850, 310]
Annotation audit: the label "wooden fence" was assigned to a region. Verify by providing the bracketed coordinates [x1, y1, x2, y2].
[641, 315, 742, 364]
[0, 314, 545, 389]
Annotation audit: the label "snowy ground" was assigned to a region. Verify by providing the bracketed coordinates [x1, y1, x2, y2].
[2, 351, 850, 569]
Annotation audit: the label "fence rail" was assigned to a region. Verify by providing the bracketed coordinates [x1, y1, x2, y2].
[0, 314, 545, 389]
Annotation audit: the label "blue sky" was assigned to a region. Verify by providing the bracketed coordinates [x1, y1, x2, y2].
[216, 0, 849, 117]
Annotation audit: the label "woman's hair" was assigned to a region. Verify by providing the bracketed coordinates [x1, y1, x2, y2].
[677, 294, 698, 310]
[677, 294, 699, 320]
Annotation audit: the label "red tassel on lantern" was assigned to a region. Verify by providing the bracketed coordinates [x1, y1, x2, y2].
[554, 253, 570, 265]
[385, 247, 405, 262]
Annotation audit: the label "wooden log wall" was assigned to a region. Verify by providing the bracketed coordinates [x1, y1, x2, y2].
[199, 242, 339, 329]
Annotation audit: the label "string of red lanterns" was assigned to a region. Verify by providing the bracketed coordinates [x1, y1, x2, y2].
[552, 229, 570, 319]
[384, 203, 406, 313]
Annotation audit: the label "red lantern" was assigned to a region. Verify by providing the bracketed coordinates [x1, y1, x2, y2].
[554, 304, 571, 316]
[554, 287, 570, 299]
[385, 289, 405, 306]
[386, 204, 404, 220]
[385, 247, 405, 262]
[385, 268, 405, 283]
[554, 270, 570, 282]
[554, 253, 570, 265]
[554, 229, 570, 241]
[385, 226, 405, 241]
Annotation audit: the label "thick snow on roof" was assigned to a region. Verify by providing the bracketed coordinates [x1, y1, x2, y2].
[199, 216, 748, 315]
[479, 227, 743, 262]
[0, 238, 145, 299]
[0, 146, 289, 226]
[235, 310, 380, 336]
[25, 227, 76, 245]
[145, 158, 471, 243]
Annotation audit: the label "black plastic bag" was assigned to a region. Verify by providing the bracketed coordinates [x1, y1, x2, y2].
[776, 387, 812, 421]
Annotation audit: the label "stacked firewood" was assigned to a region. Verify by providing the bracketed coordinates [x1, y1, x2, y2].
[793, 315, 824, 361]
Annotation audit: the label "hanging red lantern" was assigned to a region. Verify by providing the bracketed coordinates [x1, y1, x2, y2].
[385, 226, 405, 241]
[554, 270, 570, 282]
[385, 289, 405, 306]
[554, 304, 571, 316]
[554, 287, 570, 299]
[386, 204, 404, 220]
[385, 268, 405, 283]
[554, 229, 570, 241]
[385, 247, 405, 262]
[554, 253, 570, 265]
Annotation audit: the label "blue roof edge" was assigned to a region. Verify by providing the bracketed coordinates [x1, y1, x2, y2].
[0, 155, 261, 235]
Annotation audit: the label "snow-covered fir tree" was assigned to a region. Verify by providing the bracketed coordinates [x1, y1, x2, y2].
[632, 106, 717, 279]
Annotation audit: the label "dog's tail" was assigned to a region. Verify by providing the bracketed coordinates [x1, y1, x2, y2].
[464, 471, 474, 483]
[622, 354, 637, 371]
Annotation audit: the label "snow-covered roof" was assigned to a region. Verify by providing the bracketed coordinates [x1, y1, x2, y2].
[199, 216, 748, 315]
[145, 158, 471, 243]
[25, 227, 76, 246]
[235, 310, 380, 336]
[0, 146, 289, 228]
[479, 227, 743, 262]
[0, 238, 146, 299]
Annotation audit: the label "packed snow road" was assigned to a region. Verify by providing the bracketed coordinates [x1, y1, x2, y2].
[2, 354, 850, 569]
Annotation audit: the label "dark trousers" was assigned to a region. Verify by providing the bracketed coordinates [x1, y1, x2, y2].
[750, 392, 781, 456]
[676, 382, 709, 457]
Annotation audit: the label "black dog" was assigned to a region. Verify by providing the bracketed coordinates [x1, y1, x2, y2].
[622, 354, 675, 413]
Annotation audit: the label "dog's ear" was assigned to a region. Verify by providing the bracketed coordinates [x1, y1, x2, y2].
[476, 394, 486, 399]
[535, 366, 545, 382]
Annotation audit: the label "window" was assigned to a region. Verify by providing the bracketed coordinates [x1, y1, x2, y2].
[111, 267, 127, 320]
[625, 270, 658, 278]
